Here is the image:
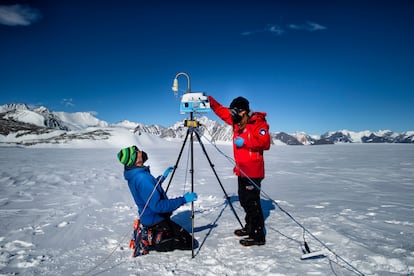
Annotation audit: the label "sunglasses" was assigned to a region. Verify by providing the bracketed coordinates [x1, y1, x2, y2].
[230, 108, 245, 114]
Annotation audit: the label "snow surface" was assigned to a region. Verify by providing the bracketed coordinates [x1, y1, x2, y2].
[0, 133, 413, 275]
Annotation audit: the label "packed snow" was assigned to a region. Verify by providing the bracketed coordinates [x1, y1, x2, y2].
[0, 131, 413, 275]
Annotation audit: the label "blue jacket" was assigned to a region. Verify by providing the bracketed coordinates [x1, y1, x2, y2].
[124, 165, 186, 226]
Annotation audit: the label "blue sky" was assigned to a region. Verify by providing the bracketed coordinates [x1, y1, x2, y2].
[1, 0, 413, 135]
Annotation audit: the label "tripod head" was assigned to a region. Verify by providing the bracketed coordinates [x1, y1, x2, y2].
[184, 119, 200, 128]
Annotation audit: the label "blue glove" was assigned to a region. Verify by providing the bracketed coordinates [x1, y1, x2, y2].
[163, 166, 174, 178]
[183, 192, 198, 203]
[234, 136, 244, 147]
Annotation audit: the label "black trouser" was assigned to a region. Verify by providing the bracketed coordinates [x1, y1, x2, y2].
[238, 176, 265, 241]
[146, 218, 193, 252]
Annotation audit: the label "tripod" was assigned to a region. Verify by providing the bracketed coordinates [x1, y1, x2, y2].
[165, 112, 243, 258]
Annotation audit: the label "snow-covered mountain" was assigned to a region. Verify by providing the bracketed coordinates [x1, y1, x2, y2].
[0, 103, 413, 146]
[317, 129, 414, 144]
[0, 104, 107, 131]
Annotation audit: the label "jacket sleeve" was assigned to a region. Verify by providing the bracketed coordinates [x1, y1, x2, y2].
[244, 119, 271, 151]
[208, 96, 233, 125]
[139, 176, 185, 214]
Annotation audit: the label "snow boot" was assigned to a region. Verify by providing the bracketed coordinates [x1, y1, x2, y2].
[234, 228, 249, 237]
[239, 237, 265, 246]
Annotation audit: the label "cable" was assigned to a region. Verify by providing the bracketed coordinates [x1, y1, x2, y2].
[139, 175, 164, 218]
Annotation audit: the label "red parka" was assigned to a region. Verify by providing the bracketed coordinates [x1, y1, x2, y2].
[208, 96, 271, 178]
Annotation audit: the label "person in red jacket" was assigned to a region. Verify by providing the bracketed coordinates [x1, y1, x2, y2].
[208, 95, 271, 246]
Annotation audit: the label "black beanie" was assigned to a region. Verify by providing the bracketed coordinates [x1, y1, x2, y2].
[230, 96, 250, 111]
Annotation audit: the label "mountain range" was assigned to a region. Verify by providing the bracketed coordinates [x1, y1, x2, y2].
[1, 103, 413, 146]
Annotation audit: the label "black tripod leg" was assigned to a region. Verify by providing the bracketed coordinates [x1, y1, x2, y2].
[194, 131, 244, 228]
[165, 128, 190, 192]
[189, 125, 195, 258]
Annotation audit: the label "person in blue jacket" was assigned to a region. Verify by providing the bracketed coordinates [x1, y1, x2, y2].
[118, 145, 197, 252]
